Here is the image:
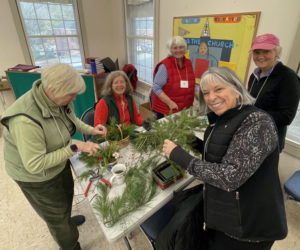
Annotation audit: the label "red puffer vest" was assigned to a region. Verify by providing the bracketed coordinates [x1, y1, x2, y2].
[152, 56, 195, 115]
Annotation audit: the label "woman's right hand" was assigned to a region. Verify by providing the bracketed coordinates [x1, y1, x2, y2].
[76, 141, 100, 156]
[168, 100, 178, 110]
[163, 139, 177, 158]
[158, 92, 178, 111]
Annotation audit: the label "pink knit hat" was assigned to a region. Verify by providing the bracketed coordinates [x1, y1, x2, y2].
[250, 34, 280, 51]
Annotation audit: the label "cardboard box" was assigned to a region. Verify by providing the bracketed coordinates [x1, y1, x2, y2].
[0, 80, 11, 91]
[139, 102, 154, 119]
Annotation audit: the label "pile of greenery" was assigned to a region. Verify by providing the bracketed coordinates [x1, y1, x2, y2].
[105, 117, 136, 141]
[89, 118, 136, 143]
[93, 156, 160, 227]
[79, 142, 120, 173]
[131, 108, 208, 153]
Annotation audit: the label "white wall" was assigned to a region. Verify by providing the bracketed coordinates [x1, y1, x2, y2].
[0, 0, 26, 76]
[80, 0, 126, 67]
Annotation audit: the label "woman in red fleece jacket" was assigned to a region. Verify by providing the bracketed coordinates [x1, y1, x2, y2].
[94, 71, 144, 126]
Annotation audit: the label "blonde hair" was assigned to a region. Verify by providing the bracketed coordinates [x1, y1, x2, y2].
[101, 71, 133, 96]
[41, 63, 85, 98]
[198, 67, 255, 115]
[166, 36, 187, 55]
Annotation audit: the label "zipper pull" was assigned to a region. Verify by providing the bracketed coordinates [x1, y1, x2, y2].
[236, 191, 239, 200]
[203, 222, 206, 231]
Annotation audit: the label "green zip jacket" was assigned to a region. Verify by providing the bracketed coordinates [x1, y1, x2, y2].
[1, 80, 93, 182]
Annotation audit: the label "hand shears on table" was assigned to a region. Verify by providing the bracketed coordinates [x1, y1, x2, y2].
[84, 169, 111, 197]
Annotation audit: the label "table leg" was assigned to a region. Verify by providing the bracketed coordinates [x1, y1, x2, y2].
[124, 236, 132, 250]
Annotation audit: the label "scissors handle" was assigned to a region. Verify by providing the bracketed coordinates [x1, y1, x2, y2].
[101, 177, 111, 189]
[84, 181, 92, 197]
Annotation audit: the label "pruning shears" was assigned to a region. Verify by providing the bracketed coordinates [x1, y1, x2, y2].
[84, 169, 111, 197]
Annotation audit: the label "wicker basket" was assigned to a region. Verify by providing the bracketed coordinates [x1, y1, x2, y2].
[107, 124, 130, 148]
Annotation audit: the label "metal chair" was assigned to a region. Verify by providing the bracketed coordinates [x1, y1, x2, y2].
[80, 106, 95, 141]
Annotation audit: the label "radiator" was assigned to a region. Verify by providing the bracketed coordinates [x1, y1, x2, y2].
[133, 86, 151, 106]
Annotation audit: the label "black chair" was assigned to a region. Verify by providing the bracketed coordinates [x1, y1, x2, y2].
[284, 170, 300, 202]
[140, 199, 176, 248]
[115, 58, 119, 70]
[100, 57, 118, 72]
[80, 106, 95, 141]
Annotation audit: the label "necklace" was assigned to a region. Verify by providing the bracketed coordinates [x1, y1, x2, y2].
[48, 107, 66, 147]
[120, 96, 125, 122]
[175, 58, 188, 82]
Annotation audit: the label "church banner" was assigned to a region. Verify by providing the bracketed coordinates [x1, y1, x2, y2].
[173, 12, 260, 84]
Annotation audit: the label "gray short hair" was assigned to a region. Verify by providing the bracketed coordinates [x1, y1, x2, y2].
[101, 70, 133, 96]
[198, 67, 255, 115]
[275, 46, 282, 59]
[166, 36, 187, 55]
[41, 63, 85, 98]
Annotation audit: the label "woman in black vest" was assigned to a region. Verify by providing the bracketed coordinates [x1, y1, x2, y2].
[94, 71, 144, 126]
[163, 67, 287, 250]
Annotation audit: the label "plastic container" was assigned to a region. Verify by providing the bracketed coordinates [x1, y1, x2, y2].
[90, 59, 97, 74]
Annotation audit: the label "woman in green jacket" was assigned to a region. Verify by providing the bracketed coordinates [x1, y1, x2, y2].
[1, 63, 107, 250]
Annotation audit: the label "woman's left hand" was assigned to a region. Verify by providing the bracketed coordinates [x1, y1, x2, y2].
[163, 139, 177, 158]
[91, 124, 107, 136]
[76, 141, 100, 156]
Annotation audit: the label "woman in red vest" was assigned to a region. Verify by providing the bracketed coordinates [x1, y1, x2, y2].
[151, 36, 196, 119]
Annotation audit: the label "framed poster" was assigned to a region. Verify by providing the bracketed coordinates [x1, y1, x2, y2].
[297, 62, 300, 77]
[173, 12, 261, 84]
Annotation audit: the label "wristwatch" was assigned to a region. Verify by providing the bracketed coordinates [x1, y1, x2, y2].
[70, 144, 78, 153]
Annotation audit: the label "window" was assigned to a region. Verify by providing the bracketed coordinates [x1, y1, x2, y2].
[286, 102, 300, 144]
[124, 0, 157, 84]
[16, 0, 84, 69]
[285, 66, 300, 157]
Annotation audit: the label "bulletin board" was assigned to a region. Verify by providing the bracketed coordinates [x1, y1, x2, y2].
[173, 12, 261, 84]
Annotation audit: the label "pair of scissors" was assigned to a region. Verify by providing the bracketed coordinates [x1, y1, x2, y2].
[84, 169, 111, 197]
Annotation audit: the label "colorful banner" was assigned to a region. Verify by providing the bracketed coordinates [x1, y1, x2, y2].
[173, 12, 260, 84]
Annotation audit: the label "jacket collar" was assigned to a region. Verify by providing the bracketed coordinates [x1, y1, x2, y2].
[207, 105, 251, 125]
[112, 92, 127, 102]
[253, 61, 282, 80]
[168, 55, 187, 68]
[32, 80, 64, 118]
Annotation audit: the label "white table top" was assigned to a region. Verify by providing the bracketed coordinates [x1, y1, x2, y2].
[70, 142, 195, 243]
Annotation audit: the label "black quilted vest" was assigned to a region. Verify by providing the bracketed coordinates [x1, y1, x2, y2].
[203, 106, 287, 241]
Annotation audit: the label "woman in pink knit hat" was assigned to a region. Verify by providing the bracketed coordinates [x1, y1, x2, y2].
[248, 33, 300, 151]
